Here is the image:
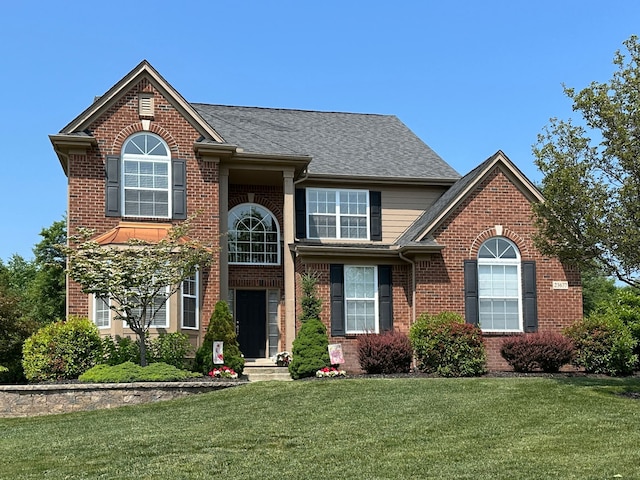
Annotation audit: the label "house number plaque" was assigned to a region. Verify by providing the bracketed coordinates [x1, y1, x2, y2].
[552, 281, 569, 290]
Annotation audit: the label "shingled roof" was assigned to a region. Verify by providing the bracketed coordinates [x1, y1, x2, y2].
[192, 104, 460, 182]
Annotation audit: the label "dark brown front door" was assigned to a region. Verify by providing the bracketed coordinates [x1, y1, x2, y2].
[236, 290, 267, 358]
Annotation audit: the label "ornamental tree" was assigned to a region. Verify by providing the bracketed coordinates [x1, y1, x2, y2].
[532, 35, 640, 288]
[62, 222, 213, 366]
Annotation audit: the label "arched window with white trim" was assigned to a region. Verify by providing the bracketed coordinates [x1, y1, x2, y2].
[122, 132, 171, 218]
[477, 237, 522, 331]
[228, 204, 280, 265]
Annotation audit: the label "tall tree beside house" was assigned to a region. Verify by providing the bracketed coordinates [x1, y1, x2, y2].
[289, 273, 330, 379]
[532, 35, 640, 288]
[62, 222, 213, 366]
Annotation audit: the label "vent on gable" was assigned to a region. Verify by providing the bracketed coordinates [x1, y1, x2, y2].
[139, 93, 154, 117]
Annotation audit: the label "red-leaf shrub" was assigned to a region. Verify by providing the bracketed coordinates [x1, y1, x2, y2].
[500, 332, 575, 373]
[357, 331, 413, 374]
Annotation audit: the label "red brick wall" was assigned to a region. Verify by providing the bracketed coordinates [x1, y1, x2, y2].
[416, 167, 582, 370]
[294, 167, 582, 373]
[66, 79, 220, 338]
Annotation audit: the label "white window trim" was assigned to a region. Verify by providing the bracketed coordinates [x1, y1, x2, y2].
[344, 265, 379, 334]
[181, 273, 199, 330]
[477, 238, 523, 333]
[93, 295, 111, 329]
[228, 203, 281, 265]
[306, 188, 370, 240]
[122, 132, 172, 219]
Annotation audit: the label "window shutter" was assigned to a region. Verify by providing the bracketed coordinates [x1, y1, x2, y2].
[522, 261, 538, 332]
[378, 265, 393, 331]
[172, 159, 187, 220]
[105, 155, 121, 217]
[295, 188, 307, 239]
[330, 264, 345, 336]
[464, 260, 479, 326]
[369, 191, 382, 241]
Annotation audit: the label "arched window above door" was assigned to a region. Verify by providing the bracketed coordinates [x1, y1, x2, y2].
[228, 204, 280, 265]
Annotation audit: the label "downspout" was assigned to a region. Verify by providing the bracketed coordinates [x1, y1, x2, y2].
[398, 250, 416, 326]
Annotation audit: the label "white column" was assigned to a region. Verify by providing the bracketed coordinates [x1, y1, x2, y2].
[219, 165, 229, 303]
[283, 169, 296, 351]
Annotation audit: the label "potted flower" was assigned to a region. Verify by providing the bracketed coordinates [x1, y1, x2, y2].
[274, 351, 292, 367]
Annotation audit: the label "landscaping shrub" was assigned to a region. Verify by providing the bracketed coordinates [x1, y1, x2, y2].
[22, 316, 103, 382]
[500, 332, 575, 372]
[194, 301, 244, 375]
[101, 335, 139, 366]
[409, 311, 487, 377]
[564, 313, 637, 376]
[357, 331, 413, 374]
[79, 361, 201, 383]
[148, 332, 193, 369]
[289, 318, 330, 379]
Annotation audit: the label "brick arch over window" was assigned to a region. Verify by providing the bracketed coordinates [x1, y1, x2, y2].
[111, 124, 180, 157]
[468, 227, 529, 258]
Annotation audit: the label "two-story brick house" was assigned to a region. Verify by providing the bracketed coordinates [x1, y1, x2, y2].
[50, 61, 582, 371]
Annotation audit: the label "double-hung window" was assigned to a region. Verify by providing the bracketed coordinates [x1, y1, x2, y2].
[127, 286, 170, 329]
[307, 188, 369, 239]
[477, 237, 522, 332]
[122, 133, 171, 218]
[94, 296, 111, 329]
[344, 265, 378, 333]
[181, 274, 199, 329]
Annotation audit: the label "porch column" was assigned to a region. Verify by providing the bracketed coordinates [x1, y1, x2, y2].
[219, 165, 229, 303]
[283, 169, 296, 351]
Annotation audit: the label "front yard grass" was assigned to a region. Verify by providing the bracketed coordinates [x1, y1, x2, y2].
[2, 376, 640, 479]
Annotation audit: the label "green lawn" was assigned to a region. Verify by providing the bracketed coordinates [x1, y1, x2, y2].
[2, 377, 640, 479]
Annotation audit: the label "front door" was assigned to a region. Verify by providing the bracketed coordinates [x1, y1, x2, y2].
[236, 290, 267, 358]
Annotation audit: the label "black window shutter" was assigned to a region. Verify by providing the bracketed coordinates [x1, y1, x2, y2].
[378, 265, 393, 331]
[522, 261, 538, 332]
[370, 191, 382, 241]
[464, 260, 479, 326]
[105, 155, 120, 217]
[295, 188, 307, 239]
[330, 264, 345, 336]
[172, 159, 187, 220]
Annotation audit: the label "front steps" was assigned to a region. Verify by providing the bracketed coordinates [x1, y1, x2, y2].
[243, 359, 292, 382]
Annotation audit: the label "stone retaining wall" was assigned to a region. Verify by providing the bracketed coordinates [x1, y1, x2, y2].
[0, 381, 245, 418]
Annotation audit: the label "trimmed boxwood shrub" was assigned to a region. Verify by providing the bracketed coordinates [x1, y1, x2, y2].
[79, 362, 201, 383]
[357, 331, 413, 374]
[22, 316, 103, 382]
[289, 319, 330, 379]
[500, 332, 575, 373]
[564, 314, 637, 376]
[409, 311, 487, 377]
[194, 301, 244, 375]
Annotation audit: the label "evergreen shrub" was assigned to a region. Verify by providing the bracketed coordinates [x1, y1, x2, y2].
[194, 301, 244, 375]
[500, 332, 575, 372]
[22, 316, 103, 382]
[289, 318, 330, 379]
[564, 314, 637, 376]
[79, 361, 201, 383]
[409, 311, 487, 377]
[357, 331, 413, 374]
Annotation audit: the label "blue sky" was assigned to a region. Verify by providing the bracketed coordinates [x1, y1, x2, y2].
[1, 1, 638, 261]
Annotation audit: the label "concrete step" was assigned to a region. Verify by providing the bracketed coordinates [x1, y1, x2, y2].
[243, 365, 292, 382]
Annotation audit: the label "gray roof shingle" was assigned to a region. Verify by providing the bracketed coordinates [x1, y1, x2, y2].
[192, 104, 460, 181]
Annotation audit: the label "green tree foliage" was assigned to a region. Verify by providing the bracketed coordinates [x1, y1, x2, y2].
[0, 282, 36, 382]
[62, 221, 213, 366]
[288, 319, 330, 379]
[194, 301, 244, 375]
[581, 267, 617, 316]
[22, 317, 103, 382]
[533, 36, 640, 288]
[299, 272, 321, 323]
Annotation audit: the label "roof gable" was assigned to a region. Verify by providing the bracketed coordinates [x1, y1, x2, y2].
[397, 151, 543, 246]
[59, 60, 224, 142]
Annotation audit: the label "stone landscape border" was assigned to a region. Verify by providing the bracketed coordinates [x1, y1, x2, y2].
[0, 381, 246, 418]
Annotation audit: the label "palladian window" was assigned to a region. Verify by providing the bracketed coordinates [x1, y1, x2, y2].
[228, 204, 280, 265]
